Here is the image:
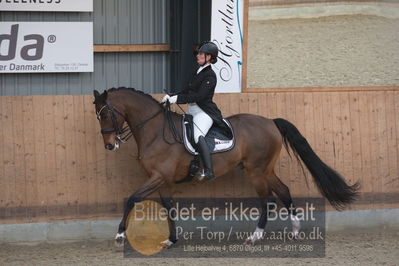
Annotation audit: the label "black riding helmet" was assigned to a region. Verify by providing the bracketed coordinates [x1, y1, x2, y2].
[195, 41, 219, 64]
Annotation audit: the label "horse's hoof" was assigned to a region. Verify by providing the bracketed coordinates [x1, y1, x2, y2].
[114, 232, 126, 247]
[160, 239, 174, 249]
[291, 214, 301, 239]
[244, 227, 264, 245]
[244, 239, 255, 246]
[245, 235, 257, 245]
[293, 230, 300, 239]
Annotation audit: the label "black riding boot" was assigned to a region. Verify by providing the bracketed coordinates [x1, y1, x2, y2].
[197, 136, 215, 180]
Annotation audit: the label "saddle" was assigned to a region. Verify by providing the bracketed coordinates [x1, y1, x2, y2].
[182, 114, 235, 155]
[175, 114, 235, 184]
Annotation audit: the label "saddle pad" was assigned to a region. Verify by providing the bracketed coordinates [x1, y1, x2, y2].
[182, 115, 235, 155]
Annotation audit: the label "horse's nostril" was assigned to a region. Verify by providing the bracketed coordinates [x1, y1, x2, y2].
[105, 144, 114, 150]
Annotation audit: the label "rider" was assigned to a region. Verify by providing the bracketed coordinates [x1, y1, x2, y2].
[162, 41, 224, 180]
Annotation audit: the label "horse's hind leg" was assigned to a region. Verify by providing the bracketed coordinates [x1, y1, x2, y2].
[244, 170, 273, 245]
[269, 172, 301, 237]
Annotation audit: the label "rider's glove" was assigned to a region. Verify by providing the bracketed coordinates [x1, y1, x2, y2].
[161, 95, 178, 104]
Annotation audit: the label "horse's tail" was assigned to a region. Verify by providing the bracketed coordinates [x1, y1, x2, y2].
[273, 118, 360, 210]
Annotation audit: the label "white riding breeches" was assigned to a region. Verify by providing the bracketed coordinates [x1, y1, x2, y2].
[188, 104, 213, 143]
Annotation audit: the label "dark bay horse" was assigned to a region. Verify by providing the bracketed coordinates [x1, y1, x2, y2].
[93, 87, 359, 248]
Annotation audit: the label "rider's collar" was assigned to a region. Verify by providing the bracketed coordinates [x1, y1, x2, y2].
[197, 63, 211, 74]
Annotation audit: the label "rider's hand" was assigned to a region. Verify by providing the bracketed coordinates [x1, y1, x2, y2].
[161, 94, 169, 103]
[161, 95, 178, 104]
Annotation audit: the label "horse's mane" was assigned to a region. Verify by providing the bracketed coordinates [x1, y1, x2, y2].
[107, 87, 161, 105]
[107, 87, 180, 115]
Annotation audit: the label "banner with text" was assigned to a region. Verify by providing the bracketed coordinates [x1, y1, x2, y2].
[0, 0, 93, 12]
[211, 0, 244, 93]
[0, 22, 93, 73]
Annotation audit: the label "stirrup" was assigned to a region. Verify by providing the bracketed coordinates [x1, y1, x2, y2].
[197, 169, 215, 181]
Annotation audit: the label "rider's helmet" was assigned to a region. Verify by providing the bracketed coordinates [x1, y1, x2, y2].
[196, 41, 219, 64]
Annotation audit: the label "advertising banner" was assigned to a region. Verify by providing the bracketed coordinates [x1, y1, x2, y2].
[0, 0, 93, 12]
[0, 22, 93, 73]
[211, 0, 244, 93]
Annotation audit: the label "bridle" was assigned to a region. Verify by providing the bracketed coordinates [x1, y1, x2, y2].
[96, 101, 162, 143]
[96, 102, 132, 143]
[96, 100, 182, 145]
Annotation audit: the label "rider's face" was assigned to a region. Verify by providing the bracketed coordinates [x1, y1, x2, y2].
[197, 52, 206, 65]
[197, 52, 211, 65]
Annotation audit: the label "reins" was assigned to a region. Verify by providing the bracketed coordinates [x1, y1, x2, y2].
[97, 100, 183, 145]
[162, 102, 183, 145]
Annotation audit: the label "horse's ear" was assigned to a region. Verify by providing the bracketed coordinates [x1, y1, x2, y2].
[93, 90, 108, 104]
[93, 90, 101, 104]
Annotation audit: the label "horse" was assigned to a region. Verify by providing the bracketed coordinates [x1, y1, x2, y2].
[93, 87, 359, 248]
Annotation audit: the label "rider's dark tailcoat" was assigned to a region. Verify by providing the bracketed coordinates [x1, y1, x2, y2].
[176, 65, 229, 134]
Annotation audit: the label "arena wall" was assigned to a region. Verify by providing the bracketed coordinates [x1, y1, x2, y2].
[0, 89, 398, 224]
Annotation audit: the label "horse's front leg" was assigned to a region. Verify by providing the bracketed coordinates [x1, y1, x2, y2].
[158, 187, 178, 249]
[115, 175, 165, 246]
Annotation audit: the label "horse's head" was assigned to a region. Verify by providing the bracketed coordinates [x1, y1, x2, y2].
[93, 89, 127, 151]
